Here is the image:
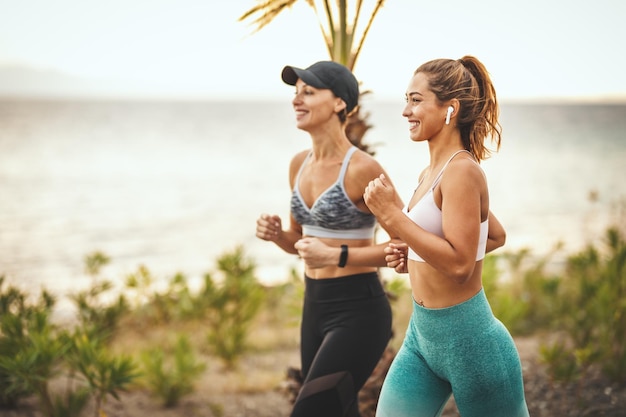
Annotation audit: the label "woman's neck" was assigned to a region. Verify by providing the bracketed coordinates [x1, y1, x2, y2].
[309, 129, 352, 161]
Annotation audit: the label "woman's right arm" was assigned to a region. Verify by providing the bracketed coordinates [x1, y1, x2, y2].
[256, 213, 301, 255]
[255, 150, 308, 255]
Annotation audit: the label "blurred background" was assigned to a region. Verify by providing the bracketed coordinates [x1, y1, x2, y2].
[1, 0, 624, 295]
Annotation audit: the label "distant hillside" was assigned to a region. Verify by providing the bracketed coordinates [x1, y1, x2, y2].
[0, 66, 94, 98]
[0, 65, 163, 99]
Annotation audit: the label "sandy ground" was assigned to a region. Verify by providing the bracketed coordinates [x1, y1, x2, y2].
[2, 335, 625, 417]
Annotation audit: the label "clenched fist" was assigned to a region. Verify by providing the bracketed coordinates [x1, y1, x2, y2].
[256, 213, 282, 242]
[364, 173, 396, 221]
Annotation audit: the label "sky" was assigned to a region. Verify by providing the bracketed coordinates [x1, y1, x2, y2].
[0, 0, 625, 101]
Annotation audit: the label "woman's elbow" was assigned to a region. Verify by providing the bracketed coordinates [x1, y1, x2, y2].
[487, 229, 506, 252]
[488, 215, 506, 250]
[498, 228, 507, 247]
[497, 229, 507, 248]
[448, 261, 475, 285]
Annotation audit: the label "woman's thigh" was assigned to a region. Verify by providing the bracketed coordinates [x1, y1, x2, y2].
[376, 342, 452, 417]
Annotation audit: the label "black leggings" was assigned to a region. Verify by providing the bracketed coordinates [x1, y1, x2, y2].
[291, 272, 392, 417]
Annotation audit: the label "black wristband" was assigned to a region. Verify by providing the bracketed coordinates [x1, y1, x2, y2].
[338, 244, 348, 268]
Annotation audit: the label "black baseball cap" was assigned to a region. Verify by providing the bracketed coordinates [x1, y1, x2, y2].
[281, 61, 359, 113]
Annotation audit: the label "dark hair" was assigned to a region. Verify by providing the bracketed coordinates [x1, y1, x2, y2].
[415, 55, 501, 161]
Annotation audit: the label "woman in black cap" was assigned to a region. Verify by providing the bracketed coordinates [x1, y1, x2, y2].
[256, 60, 401, 417]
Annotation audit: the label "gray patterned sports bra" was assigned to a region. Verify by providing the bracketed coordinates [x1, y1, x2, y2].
[290, 146, 376, 239]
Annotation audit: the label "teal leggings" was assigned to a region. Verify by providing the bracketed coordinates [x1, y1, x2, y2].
[376, 289, 529, 417]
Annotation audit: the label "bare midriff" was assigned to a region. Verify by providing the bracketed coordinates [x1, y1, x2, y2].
[408, 260, 484, 308]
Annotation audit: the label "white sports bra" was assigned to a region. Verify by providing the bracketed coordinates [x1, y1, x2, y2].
[404, 150, 488, 262]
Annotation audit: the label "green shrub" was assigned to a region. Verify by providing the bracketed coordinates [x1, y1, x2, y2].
[0, 277, 57, 408]
[199, 245, 265, 368]
[262, 267, 304, 328]
[73, 252, 128, 343]
[0, 253, 140, 417]
[70, 280, 128, 343]
[66, 331, 139, 417]
[124, 264, 165, 322]
[542, 227, 626, 383]
[125, 266, 206, 324]
[83, 252, 110, 276]
[539, 339, 581, 384]
[485, 248, 562, 335]
[0, 310, 68, 416]
[140, 334, 206, 407]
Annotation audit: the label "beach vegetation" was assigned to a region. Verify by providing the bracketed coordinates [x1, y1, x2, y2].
[70, 281, 128, 344]
[139, 333, 206, 408]
[117, 246, 268, 368]
[480, 225, 626, 385]
[483, 246, 563, 336]
[200, 245, 266, 368]
[1, 222, 625, 414]
[0, 275, 138, 417]
[540, 226, 626, 384]
[0, 276, 59, 409]
[64, 331, 139, 417]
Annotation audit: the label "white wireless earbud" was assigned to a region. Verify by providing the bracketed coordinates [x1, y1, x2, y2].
[445, 106, 454, 125]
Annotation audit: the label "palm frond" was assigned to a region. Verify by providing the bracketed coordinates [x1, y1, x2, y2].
[350, 0, 385, 69]
[238, 0, 385, 154]
[238, 0, 300, 34]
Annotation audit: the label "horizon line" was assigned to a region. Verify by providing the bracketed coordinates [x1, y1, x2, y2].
[1, 92, 625, 105]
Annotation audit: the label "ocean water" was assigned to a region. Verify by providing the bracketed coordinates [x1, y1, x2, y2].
[0, 99, 625, 302]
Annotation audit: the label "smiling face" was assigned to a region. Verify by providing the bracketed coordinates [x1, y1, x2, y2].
[402, 72, 448, 142]
[292, 79, 345, 131]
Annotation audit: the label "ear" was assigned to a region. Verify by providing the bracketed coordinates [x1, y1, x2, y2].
[335, 98, 347, 114]
[444, 99, 460, 125]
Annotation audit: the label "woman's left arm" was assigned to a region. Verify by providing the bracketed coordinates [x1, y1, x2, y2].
[295, 238, 401, 269]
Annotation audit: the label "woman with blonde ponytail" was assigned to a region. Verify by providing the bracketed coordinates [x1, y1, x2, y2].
[364, 56, 529, 416]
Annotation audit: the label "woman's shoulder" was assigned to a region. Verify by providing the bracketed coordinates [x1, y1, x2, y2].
[350, 147, 382, 169]
[288, 149, 311, 184]
[441, 154, 487, 190]
[347, 148, 387, 182]
[447, 154, 485, 177]
[290, 149, 310, 165]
